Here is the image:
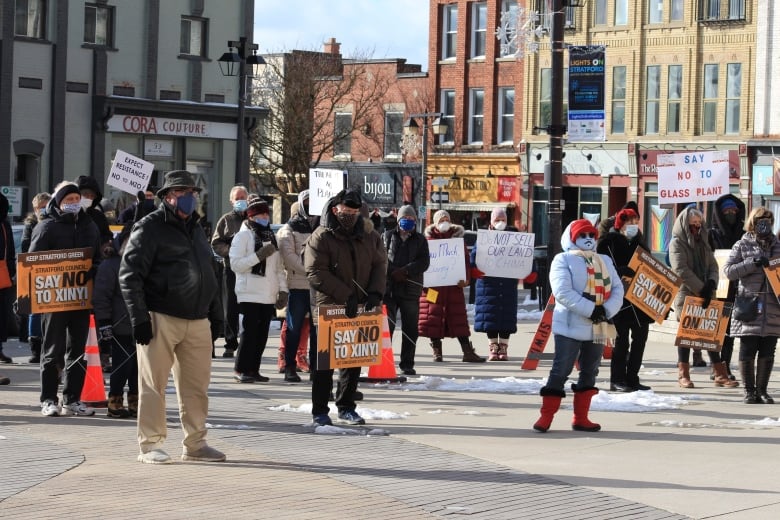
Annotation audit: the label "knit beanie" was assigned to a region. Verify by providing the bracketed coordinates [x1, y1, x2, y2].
[246, 199, 269, 218]
[569, 218, 599, 242]
[433, 209, 450, 225]
[490, 207, 507, 223]
[54, 183, 81, 207]
[614, 208, 639, 230]
[398, 205, 417, 219]
[720, 199, 738, 212]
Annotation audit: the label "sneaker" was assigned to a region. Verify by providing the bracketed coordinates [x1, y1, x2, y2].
[313, 414, 333, 426]
[233, 373, 254, 383]
[181, 445, 226, 462]
[60, 401, 95, 416]
[400, 367, 417, 376]
[337, 409, 365, 425]
[137, 449, 172, 464]
[252, 373, 270, 383]
[41, 400, 59, 416]
[633, 382, 652, 391]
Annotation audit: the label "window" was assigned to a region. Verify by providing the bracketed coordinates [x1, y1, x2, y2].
[729, 0, 746, 19]
[703, 64, 718, 133]
[384, 112, 403, 157]
[594, 0, 607, 25]
[698, 0, 745, 21]
[180, 16, 207, 57]
[443, 4, 458, 60]
[469, 89, 484, 144]
[645, 66, 660, 134]
[705, 0, 720, 19]
[614, 0, 628, 25]
[84, 4, 113, 46]
[725, 63, 741, 134]
[649, 0, 663, 23]
[15, 0, 46, 38]
[671, 0, 684, 21]
[611, 66, 626, 134]
[498, 88, 514, 143]
[538, 1, 576, 30]
[564, 6, 576, 28]
[333, 113, 352, 156]
[471, 2, 487, 58]
[440, 89, 456, 144]
[539, 68, 568, 128]
[498, 1, 518, 57]
[667, 65, 682, 133]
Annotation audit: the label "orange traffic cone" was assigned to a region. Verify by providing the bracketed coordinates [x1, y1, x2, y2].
[359, 305, 407, 383]
[81, 315, 107, 408]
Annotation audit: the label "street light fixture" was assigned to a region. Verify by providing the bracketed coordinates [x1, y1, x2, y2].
[218, 36, 265, 187]
[403, 112, 448, 227]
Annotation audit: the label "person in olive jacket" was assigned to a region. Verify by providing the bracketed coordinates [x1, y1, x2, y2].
[119, 170, 224, 465]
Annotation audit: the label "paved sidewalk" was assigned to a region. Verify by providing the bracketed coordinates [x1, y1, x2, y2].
[1, 319, 778, 519]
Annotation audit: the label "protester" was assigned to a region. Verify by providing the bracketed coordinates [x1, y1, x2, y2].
[596, 207, 654, 391]
[708, 194, 746, 381]
[723, 206, 779, 404]
[76, 175, 113, 252]
[304, 188, 387, 426]
[669, 206, 737, 388]
[277, 191, 316, 380]
[229, 198, 287, 383]
[30, 181, 102, 417]
[120, 170, 224, 464]
[383, 205, 430, 375]
[21, 192, 51, 363]
[93, 226, 137, 418]
[533, 219, 623, 433]
[211, 185, 249, 358]
[470, 208, 519, 361]
[418, 210, 485, 363]
[0, 194, 16, 365]
[117, 188, 157, 224]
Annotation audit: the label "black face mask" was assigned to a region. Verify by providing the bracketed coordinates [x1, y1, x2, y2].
[336, 212, 358, 231]
[723, 213, 737, 225]
[756, 219, 773, 237]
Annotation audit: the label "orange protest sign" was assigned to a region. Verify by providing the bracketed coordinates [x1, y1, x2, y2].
[674, 296, 731, 352]
[16, 248, 93, 314]
[625, 247, 680, 324]
[315, 305, 384, 370]
[763, 257, 780, 303]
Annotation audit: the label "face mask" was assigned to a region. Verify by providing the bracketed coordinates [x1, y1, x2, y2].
[61, 203, 81, 215]
[336, 211, 358, 230]
[493, 221, 507, 231]
[253, 216, 269, 227]
[233, 200, 248, 212]
[399, 218, 416, 231]
[143, 199, 156, 212]
[575, 236, 596, 251]
[723, 213, 737, 225]
[624, 224, 639, 239]
[756, 219, 773, 237]
[80, 197, 93, 210]
[175, 193, 197, 216]
[437, 222, 451, 233]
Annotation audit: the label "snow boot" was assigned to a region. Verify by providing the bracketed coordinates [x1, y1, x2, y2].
[533, 387, 565, 432]
[431, 339, 443, 362]
[740, 359, 760, 404]
[107, 395, 130, 418]
[713, 361, 739, 387]
[571, 385, 601, 432]
[127, 393, 138, 418]
[28, 336, 42, 364]
[488, 342, 500, 361]
[498, 342, 509, 361]
[678, 362, 694, 388]
[460, 340, 486, 363]
[284, 365, 302, 383]
[756, 356, 775, 404]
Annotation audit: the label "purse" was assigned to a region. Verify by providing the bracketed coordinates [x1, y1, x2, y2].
[732, 277, 767, 322]
[0, 225, 11, 289]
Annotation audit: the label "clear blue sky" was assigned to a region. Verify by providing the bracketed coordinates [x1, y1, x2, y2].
[254, 1, 430, 68]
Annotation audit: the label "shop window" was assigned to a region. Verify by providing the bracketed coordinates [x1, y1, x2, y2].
[468, 89, 484, 144]
[333, 112, 352, 157]
[84, 3, 113, 46]
[442, 4, 457, 60]
[15, 0, 46, 39]
[471, 2, 487, 59]
[180, 16, 207, 57]
[667, 65, 682, 133]
[384, 111, 403, 157]
[611, 66, 626, 134]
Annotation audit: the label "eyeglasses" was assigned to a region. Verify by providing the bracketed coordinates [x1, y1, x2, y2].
[578, 233, 596, 239]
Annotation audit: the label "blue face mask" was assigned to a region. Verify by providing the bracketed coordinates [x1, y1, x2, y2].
[61, 203, 81, 215]
[233, 199, 248, 212]
[399, 218, 416, 231]
[254, 216, 269, 227]
[175, 193, 197, 216]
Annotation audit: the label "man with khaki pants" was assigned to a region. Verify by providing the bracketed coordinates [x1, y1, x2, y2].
[120, 170, 224, 464]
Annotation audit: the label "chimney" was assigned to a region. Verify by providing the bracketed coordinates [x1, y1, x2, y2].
[323, 37, 341, 55]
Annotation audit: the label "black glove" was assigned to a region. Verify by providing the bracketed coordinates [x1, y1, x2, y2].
[364, 293, 382, 312]
[391, 269, 408, 283]
[753, 256, 770, 268]
[275, 291, 288, 310]
[134, 321, 154, 345]
[98, 324, 114, 343]
[255, 243, 276, 261]
[590, 304, 607, 323]
[700, 280, 716, 309]
[345, 294, 358, 318]
[137, 191, 146, 204]
[617, 266, 636, 278]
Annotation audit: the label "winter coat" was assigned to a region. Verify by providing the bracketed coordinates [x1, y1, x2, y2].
[21, 212, 42, 253]
[708, 194, 746, 303]
[92, 255, 132, 336]
[418, 223, 471, 339]
[211, 210, 245, 270]
[29, 200, 102, 273]
[119, 203, 220, 325]
[596, 229, 653, 325]
[229, 221, 287, 304]
[549, 222, 624, 342]
[277, 207, 313, 291]
[723, 232, 780, 338]
[470, 226, 519, 334]
[383, 227, 430, 300]
[304, 197, 387, 307]
[668, 207, 719, 316]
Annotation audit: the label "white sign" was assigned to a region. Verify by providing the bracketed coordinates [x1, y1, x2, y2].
[107, 150, 155, 196]
[309, 168, 345, 215]
[423, 238, 467, 287]
[657, 151, 730, 204]
[1, 186, 24, 217]
[107, 115, 237, 139]
[431, 177, 449, 188]
[474, 230, 535, 279]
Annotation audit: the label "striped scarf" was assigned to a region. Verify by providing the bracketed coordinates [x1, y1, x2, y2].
[571, 250, 615, 345]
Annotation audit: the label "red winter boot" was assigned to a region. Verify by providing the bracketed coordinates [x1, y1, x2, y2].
[572, 386, 601, 432]
[533, 387, 565, 433]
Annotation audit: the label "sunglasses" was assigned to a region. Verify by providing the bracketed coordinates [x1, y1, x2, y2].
[578, 233, 596, 239]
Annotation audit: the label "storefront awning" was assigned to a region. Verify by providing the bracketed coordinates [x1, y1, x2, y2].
[438, 202, 515, 212]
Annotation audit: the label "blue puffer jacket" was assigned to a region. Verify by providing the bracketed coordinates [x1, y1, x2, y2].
[470, 234, 518, 334]
[550, 222, 624, 341]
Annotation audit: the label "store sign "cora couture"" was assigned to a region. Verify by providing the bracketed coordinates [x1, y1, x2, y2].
[107, 115, 237, 139]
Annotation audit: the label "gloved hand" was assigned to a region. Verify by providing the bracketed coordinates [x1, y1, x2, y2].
[470, 267, 485, 279]
[364, 293, 382, 312]
[98, 324, 114, 343]
[700, 279, 717, 309]
[617, 266, 636, 278]
[134, 321, 154, 345]
[275, 291, 288, 310]
[753, 256, 770, 268]
[590, 304, 607, 323]
[137, 190, 146, 204]
[255, 242, 276, 261]
[457, 279, 469, 288]
[391, 269, 408, 283]
[345, 294, 358, 318]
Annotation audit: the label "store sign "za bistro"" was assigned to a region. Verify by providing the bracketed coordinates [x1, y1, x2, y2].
[107, 115, 237, 140]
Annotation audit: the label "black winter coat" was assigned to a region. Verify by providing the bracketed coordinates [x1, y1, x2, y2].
[29, 202, 102, 271]
[383, 228, 430, 300]
[92, 255, 132, 336]
[596, 230, 653, 325]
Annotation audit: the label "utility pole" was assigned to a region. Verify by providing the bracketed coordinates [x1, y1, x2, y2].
[547, 0, 566, 268]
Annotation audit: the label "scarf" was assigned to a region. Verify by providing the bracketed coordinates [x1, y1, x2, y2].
[247, 220, 277, 277]
[571, 250, 616, 345]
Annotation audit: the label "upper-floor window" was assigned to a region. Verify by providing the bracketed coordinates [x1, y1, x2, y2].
[645, 65, 660, 134]
[537, 1, 576, 31]
[498, 88, 515, 144]
[539, 68, 569, 128]
[443, 4, 458, 60]
[698, 0, 745, 21]
[498, 1, 518, 57]
[615, 0, 628, 25]
[468, 89, 484, 144]
[15, 0, 46, 39]
[702, 64, 718, 133]
[725, 63, 742, 134]
[649, 0, 663, 23]
[471, 2, 487, 58]
[671, 0, 684, 21]
[594, 0, 607, 25]
[611, 66, 626, 134]
[667, 65, 683, 133]
[333, 113, 352, 156]
[384, 112, 403, 157]
[440, 89, 456, 144]
[84, 4, 113, 46]
[180, 16, 207, 57]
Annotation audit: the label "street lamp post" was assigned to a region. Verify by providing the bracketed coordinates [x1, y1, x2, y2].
[403, 113, 447, 228]
[218, 36, 265, 187]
